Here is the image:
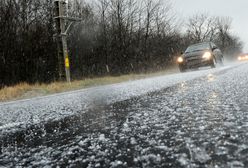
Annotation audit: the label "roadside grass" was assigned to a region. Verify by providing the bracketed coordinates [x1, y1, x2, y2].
[0, 66, 178, 102]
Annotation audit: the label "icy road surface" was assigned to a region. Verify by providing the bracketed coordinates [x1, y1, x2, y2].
[1, 62, 248, 167]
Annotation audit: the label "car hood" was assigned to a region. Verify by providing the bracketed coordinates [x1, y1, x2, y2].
[184, 50, 209, 58]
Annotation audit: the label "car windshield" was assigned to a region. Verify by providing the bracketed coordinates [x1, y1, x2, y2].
[185, 43, 210, 53]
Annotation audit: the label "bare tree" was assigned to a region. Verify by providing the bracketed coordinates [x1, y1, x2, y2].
[186, 14, 218, 43]
[0, 0, 57, 87]
[185, 14, 243, 59]
[215, 17, 232, 50]
[214, 17, 243, 58]
[0, 0, 243, 87]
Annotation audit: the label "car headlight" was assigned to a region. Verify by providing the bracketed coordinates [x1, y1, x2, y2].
[238, 56, 242, 61]
[177, 57, 184, 63]
[202, 52, 212, 60]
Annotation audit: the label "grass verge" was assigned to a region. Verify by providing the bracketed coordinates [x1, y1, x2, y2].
[0, 67, 178, 102]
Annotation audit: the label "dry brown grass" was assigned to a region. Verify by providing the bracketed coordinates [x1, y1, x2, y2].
[0, 83, 32, 101]
[0, 66, 178, 102]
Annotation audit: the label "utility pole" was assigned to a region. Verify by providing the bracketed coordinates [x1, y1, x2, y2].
[54, 0, 81, 83]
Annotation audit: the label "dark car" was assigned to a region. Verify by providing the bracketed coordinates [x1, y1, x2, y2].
[177, 42, 224, 72]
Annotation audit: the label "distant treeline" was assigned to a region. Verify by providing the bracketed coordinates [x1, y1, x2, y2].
[0, 0, 243, 87]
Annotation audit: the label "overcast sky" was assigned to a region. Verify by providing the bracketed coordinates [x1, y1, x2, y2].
[172, 0, 248, 51]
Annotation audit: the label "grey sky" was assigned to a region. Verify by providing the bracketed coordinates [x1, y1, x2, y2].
[172, 0, 248, 51]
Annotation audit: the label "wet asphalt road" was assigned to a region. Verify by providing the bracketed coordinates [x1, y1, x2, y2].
[1, 63, 248, 167]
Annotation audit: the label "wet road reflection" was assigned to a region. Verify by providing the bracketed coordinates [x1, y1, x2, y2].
[1, 64, 248, 167]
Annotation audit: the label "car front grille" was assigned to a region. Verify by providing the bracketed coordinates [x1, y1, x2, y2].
[184, 55, 210, 67]
[185, 55, 202, 64]
[187, 59, 202, 66]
